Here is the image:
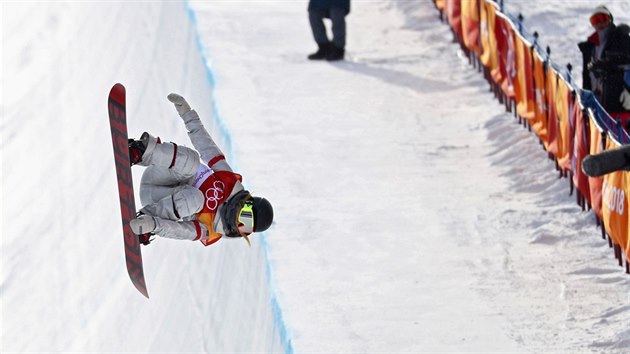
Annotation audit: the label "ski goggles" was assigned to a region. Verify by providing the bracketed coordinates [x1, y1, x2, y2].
[590, 13, 611, 26]
[237, 200, 254, 236]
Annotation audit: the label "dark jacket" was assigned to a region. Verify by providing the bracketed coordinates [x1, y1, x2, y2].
[308, 0, 350, 15]
[578, 23, 630, 112]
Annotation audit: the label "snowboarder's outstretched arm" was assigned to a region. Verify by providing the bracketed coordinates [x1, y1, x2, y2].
[167, 93, 232, 172]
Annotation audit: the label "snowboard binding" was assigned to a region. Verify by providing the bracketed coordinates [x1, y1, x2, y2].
[138, 232, 154, 246]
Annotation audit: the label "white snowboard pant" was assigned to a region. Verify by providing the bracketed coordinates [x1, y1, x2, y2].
[137, 135, 207, 240]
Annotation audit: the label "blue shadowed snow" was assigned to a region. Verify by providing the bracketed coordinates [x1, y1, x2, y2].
[185, 2, 293, 353]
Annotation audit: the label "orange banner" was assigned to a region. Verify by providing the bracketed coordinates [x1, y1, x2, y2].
[461, 0, 480, 55]
[479, 0, 498, 71]
[555, 78, 572, 172]
[514, 34, 535, 123]
[500, 20, 516, 99]
[546, 69, 559, 157]
[531, 51, 548, 146]
[601, 140, 629, 253]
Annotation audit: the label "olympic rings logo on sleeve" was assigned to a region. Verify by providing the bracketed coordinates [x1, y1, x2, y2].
[204, 180, 226, 211]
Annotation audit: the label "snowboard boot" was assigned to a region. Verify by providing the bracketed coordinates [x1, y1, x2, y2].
[326, 45, 345, 61]
[128, 132, 160, 166]
[308, 43, 331, 60]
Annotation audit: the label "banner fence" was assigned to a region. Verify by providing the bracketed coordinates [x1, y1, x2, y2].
[433, 0, 630, 273]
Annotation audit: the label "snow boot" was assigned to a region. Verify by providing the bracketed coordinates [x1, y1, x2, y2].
[308, 43, 330, 60]
[326, 45, 345, 61]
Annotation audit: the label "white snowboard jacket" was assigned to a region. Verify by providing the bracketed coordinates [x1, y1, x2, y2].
[145, 109, 245, 245]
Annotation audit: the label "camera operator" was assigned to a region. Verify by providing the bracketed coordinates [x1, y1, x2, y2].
[578, 5, 630, 114]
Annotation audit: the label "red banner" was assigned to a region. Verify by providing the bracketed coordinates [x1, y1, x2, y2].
[445, 0, 463, 41]
[572, 99, 591, 205]
[491, 13, 509, 86]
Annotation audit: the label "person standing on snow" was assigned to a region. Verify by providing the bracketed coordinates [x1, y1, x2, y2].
[307, 0, 351, 61]
[578, 5, 630, 113]
[127, 93, 274, 246]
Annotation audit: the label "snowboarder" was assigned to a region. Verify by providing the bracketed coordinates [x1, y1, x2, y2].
[127, 93, 274, 246]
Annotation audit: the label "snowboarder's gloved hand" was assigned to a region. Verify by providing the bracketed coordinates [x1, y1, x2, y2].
[130, 214, 157, 235]
[167, 93, 192, 117]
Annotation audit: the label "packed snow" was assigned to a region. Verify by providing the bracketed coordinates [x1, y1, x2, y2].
[1, 0, 629, 353]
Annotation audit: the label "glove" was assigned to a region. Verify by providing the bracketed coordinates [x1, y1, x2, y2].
[130, 214, 157, 235]
[167, 93, 192, 117]
[621, 87, 630, 111]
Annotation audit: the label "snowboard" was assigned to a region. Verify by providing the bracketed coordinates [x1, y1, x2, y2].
[582, 144, 630, 177]
[108, 83, 149, 298]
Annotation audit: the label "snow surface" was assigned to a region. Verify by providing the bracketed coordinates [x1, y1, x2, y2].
[2, 0, 629, 353]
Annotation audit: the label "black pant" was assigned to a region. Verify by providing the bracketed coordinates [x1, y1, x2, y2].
[309, 7, 346, 49]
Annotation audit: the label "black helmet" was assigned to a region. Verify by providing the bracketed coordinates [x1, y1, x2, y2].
[252, 196, 274, 232]
[222, 191, 273, 237]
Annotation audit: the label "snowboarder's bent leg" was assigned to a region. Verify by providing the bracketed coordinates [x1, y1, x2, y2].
[137, 132, 200, 178]
[138, 132, 202, 209]
[140, 185, 204, 220]
[139, 164, 194, 205]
